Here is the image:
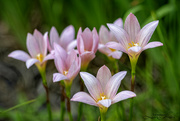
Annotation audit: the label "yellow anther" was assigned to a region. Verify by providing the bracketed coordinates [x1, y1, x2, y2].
[109, 48, 116, 52]
[36, 53, 44, 62]
[128, 41, 139, 48]
[63, 71, 68, 76]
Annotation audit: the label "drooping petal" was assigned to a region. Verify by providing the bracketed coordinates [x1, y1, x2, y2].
[136, 20, 159, 47]
[113, 18, 123, 27]
[106, 41, 127, 53]
[26, 58, 39, 69]
[112, 91, 136, 104]
[80, 72, 103, 101]
[107, 23, 130, 49]
[142, 41, 163, 51]
[124, 13, 140, 42]
[50, 26, 59, 49]
[8, 50, 30, 62]
[71, 92, 98, 106]
[108, 51, 123, 59]
[60, 25, 75, 50]
[33, 29, 46, 56]
[27, 33, 40, 57]
[53, 73, 69, 82]
[97, 99, 111, 108]
[96, 65, 111, 91]
[105, 71, 127, 99]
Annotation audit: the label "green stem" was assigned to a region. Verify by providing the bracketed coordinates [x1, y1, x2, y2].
[38, 64, 52, 121]
[77, 103, 83, 121]
[60, 83, 65, 121]
[99, 108, 107, 121]
[66, 96, 73, 121]
[129, 56, 138, 121]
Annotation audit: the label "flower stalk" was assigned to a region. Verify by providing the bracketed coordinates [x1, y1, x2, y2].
[60, 82, 65, 121]
[38, 64, 52, 121]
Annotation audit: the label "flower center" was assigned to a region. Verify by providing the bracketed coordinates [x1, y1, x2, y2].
[128, 41, 139, 48]
[36, 53, 44, 62]
[63, 71, 68, 76]
[97, 93, 107, 101]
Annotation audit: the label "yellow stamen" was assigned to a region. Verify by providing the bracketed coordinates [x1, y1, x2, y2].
[128, 41, 139, 48]
[63, 71, 68, 76]
[97, 93, 107, 101]
[36, 53, 44, 62]
[109, 48, 116, 52]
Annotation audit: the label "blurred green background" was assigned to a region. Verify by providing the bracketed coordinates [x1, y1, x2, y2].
[0, 0, 179, 121]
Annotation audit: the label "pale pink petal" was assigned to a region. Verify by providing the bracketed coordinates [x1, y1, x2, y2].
[96, 65, 111, 91]
[99, 25, 110, 44]
[97, 99, 111, 108]
[26, 58, 39, 69]
[81, 28, 93, 51]
[54, 43, 67, 60]
[53, 73, 68, 82]
[98, 44, 111, 56]
[50, 27, 59, 49]
[43, 53, 54, 62]
[71, 92, 97, 106]
[60, 25, 75, 49]
[112, 91, 136, 104]
[67, 61, 79, 81]
[107, 24, 130, 48]
[92, 28, 99, 53]
[27, 33, 40, 57]
[113, 18, 123, 27]
[136, 20, 159, 47]
[108, 51, 123, 59]
[106, 41, 127, 53]
[80, 51, 95, 67]
[43, 32, 48, 56]
[33, 29, 46, 56]
[105, 71, 127, 99]
[66, 40, 77, 52]
[124, 13, 140, 42]
[80, 72, 103, 101]
[77, 36, 85, 54]
[8, 50, 30, 62]
[142, 41, 163, 51]
[54, 55, 67, 74]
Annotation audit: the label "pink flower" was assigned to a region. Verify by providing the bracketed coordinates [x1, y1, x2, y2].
[8, 29, 51, 69]
[106, 13, 163, 58]
[71, 65, 136, 109]
[48, 25, 76, 52]
[99, 18, 123, 59]
[53, 44, 81, 85]
[77, 27, 99, 69]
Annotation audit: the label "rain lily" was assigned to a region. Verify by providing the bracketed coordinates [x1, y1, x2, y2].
[48, 25, 76, 52]
[71, 65, 136, 111]
[99, 18, 123, 59]
[106, 13, 163, 61]
[53, 44, 81, 97]
[77, 27, 99, 70]
[8, 29, 51, 69]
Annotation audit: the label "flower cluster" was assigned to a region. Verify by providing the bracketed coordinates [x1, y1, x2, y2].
[8, 13, 163, 121]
